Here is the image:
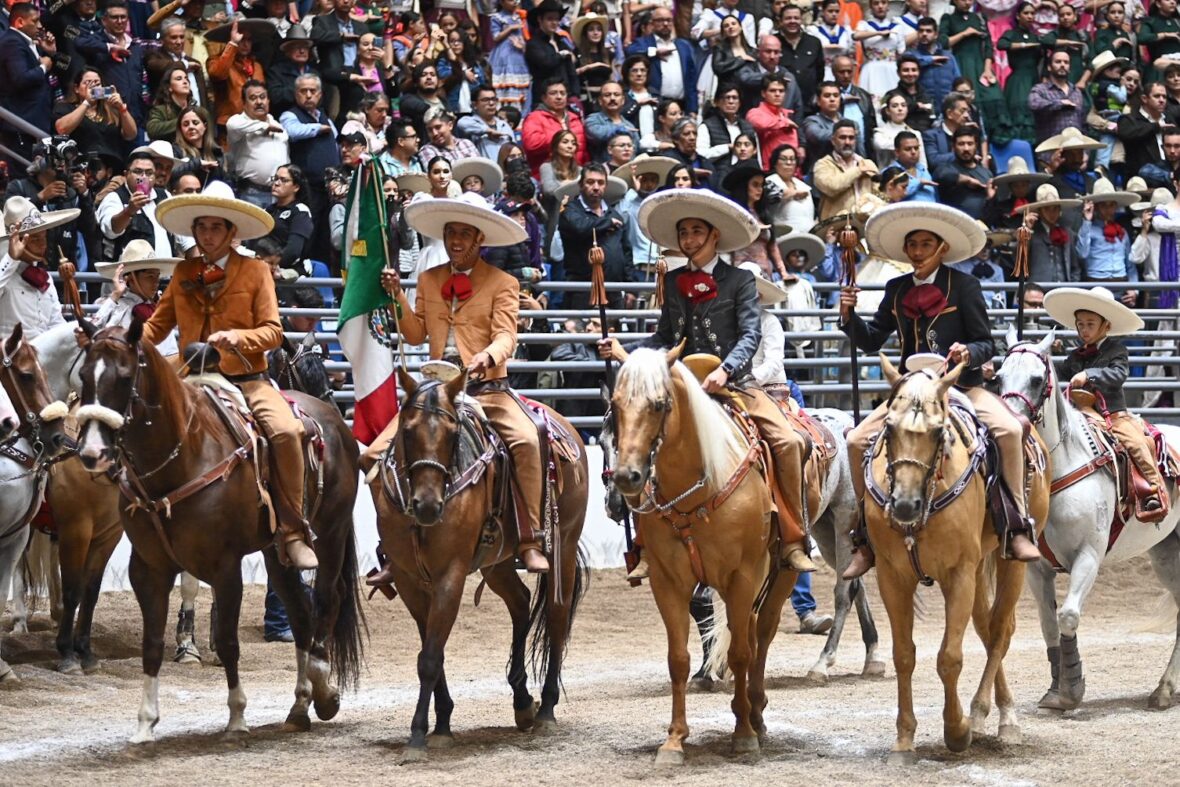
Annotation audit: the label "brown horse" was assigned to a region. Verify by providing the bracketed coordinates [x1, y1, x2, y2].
[370, 367, 588, 761]
[73, 321, 364, 742]
[868, 357, 1049, 763]
[610, 346, 796, 764]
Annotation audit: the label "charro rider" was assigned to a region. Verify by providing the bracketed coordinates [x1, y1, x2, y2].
[840, 202, 1041, 579]
[147, 180, 319, 571]
[1042, 285, 1168, 520]
[93, 239, 181, 356]
[598, 188, 817, 573]
[362, 191, 551, 574]
[0, 196, 79, 339]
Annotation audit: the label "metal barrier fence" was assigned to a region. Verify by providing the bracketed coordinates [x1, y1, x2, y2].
[59, 273, 1180, 428]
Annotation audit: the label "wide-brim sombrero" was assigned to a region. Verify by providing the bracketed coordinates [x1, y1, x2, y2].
[905, 353, 948, 374]
[864, 203, 985, 264]
[396, 172, 431, 195]
[555, 176, 629, 204]
[0, 202, 81, 240]
[1016, 183, 1083, 213]
[155, 181, 275, 240]
[1082, 178, 1139, 208]
[452, 157, 504, 196]
[95, 239, 182, 278]
[736, 261, 787, 305]
[1043, 286, 1144, 336]
[612, 155, 679, 189]
[404, 191, 526, 247]
[638, 189, 760, 254]
[571, 13, 609, 42]
[775, 231, 825, 265]
[1035, 127, 1104, 153]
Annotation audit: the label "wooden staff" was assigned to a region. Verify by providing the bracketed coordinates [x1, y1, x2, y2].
[839, 219, 862, 423]
[1012, 221, 1033, 341]
[57, 246, 84, 321]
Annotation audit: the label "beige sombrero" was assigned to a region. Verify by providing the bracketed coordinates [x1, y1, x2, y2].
[638, 189, 760, 253]
[395, 172, 431, 195]
[571, 13, 609, 43]
[1035, 127, 1105, 153]
[1132, 187, 1173, 224]
[131, 139, 188, 164]
[1091, 49, 1130, 74]
[991, 156, 1050, 193]
[612, 155, 679, 189]
[554, 175, 629, 204]
[775, 231, 825, 264]
[452, 157, 503, 196]
[737, 261, 788, 306]
[155, 180, 274, 240]
[404, 191, 526, 247]
[1043, 286, 1144, 335]
[1018, 183, 1084, 213]
[95, 239, 182, 279]
[0, 196, 80, 240]
[1083, 177, 1139, 208]
[1125, 176, 1153, 198]
[864, 202, 985, 264]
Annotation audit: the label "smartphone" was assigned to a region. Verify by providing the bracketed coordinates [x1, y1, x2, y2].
[89, 86, 114, 101]
[135, 179, 152, 196]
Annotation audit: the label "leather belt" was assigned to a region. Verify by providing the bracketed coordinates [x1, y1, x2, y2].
[225, 371, 267, 383]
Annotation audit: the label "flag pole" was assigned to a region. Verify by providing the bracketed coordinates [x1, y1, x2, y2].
[839, 218, 862, 423]
[369, 159, 408, 371]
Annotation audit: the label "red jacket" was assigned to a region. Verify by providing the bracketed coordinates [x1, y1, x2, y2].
[747, 102, 799, 170]
[521, 107, 589, 179]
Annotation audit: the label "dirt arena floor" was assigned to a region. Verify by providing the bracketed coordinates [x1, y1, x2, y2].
[2, 556, 1179, 786]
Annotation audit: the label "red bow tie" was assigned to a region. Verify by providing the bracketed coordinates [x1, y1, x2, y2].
[677, 269, 718, 304]
[901, 283, 947, 320]
[20, 265, 50, 293]
[1075, 343, 1100, 359]
[1049, 226, 1070, 247]
[191, 260, 225, 286]
[131, 302, 156, 322]
[1012, 197, 1029, 212]
[442, 272, 473, 302]
[1103, 220, 1126, 243]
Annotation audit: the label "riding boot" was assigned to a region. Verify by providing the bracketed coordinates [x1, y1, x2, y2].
[627, 554, 650, 581]
[842, 502, 876, 580]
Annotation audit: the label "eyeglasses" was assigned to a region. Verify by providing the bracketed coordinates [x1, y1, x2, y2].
[129, 168, 155, 176]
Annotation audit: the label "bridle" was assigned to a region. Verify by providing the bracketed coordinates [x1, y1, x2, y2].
[0, 338, 54, 461]
[273, 342, 334, 403]
[881, 372, 951, 532]
[999, 345, 1055, 426]
[616, 391, 686, 515]
[391, 381, 461, 504]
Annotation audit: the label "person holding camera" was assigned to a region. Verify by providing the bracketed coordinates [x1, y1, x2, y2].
[96, 150, 176, 262]
[54, 68, 139, 159]
[74, 0, 148, 131]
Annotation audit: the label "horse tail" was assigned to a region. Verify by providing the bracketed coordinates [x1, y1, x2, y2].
[981, 549, 997, 602]
[21, 531, 54, 612]
[702, 588, 731, 681]
[1139, 591, 1180, 634]
[325, 525, 366, 691]
[527, 545, 590, 684]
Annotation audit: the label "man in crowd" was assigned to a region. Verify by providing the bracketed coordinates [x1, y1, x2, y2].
[625, 6, 698, 114]
[813, 119, 878, 218]
[747, 74, 799, 170]
[145, 17, 208, 103]
[280, 73, 339, 259]
[75, 0, 148, 131]
[923, 92, 973, 170]
[379, 120, 423, 177]
[399, 61, 445, 141]
[831, 55, 875, 157]
[884, 54, 935, 132]
[906, 16, 959, 109]
[881, 130, 937, 202]
[800, 81, 846, 169]
[418, 107, 479, 167]
[935, 126, 993, 215]
[776, 4, 824, 110]
[521, 78, 589, 178]
[227, 80, 290, 209]
[1029, 49, 1087, 146]
[96, 151, 174, 261]
[738, 33, 803, 116]
[584, 81, 640, 163]
[457, 86, 517, 162]
[559, 164, 635, 311]
[1119, 82, 1174, 183]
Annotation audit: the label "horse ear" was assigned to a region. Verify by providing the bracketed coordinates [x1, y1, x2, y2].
[665, 338, 687, 366]
[281, 334, 296, 355]
[880, 353, 901, 385]
[300, 330, 317, 350]
[397, 366, 417, 398]
[1036, 329, 1055, 355]
[5, 322, 24, 355]
[443, 369, 465, 402]
[77, 317, 98, 341]
[937, 360, 967, 397]
[126, 318, 143, 346]
[1005, 324, 1019, 349]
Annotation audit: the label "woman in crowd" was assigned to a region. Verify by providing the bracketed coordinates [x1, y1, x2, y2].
[667, 118, 714, 186]
[997, 2, 1042, 144]
[540, 129, 583, 256]
[873, 92, 926, 168]
[340, 93, 392, 155]
[708, 15, 758, 89]
[438, 28, 491, 114]
[665, 164, 698, 189]
[391, 11, 431, 67]
[642, 98, 684, 154]
[809, 0, 855, 80]
[1094, 1, 1138, 64]
[488, 0, 532, 111]
[854, 0, 906, 96]
[53, 68, 137, 161]
[622, 55, 660, 149]
[574, 14, 617, 111]
[172, 105, 227, 184]
[266, 164, 315, 275]
[698, 83, 756, 187]
[725, 161, 788, 279]
[146, 62, 198, 141]
[338, 32, 395, 118]
[765, 143, 815, 232]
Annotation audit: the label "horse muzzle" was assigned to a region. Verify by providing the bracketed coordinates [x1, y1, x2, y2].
[889, 495, 923, 525]
[0, 413, 16, 441]
[611, 463, 648, 496]
[410, 494, 444, 526]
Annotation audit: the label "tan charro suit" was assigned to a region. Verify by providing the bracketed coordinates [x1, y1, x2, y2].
[363, 260, 546, 556]
[142, 251, 310, 551]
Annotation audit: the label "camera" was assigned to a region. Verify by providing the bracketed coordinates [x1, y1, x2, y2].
[761, 179, 784, 206]
[89, 85, 116, 101]
[33, 135, 81, 181]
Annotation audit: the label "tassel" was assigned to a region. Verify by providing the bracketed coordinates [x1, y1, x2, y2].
[838, 223, 859, 287]
[651, 252, 668, 309]
[589, 228, 608, 307]
[1012, 225, 1032, 279]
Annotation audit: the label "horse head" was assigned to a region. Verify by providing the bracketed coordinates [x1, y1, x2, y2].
[995, 328, 1056, 424]
[609, 345, 684, 497]
[75, 320, 145, 472]
[0, 322, 71, 459]
[268, 333, 333, 402]
[598, 399, 630, 522]
[0, 372, 17, 442]
[880, 354, 964, 525]
[395, 366, 465, 525]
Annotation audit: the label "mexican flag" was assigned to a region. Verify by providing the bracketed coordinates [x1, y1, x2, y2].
[339, 159, 398, 445]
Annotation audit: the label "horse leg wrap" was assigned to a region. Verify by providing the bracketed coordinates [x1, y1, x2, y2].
[175, 608, 195, 644]
[1038, 645, 1062, 709]
[1059, 635, 1085, 701]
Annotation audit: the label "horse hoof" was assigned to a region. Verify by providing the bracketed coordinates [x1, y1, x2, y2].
[173, 648, 202, 665]
[0, 668, 19, 684]
[128, 731, 155, 745]
[313, 690, 340, 721]
[689, 676, 715, 692]
[223, 725, 250, 738]
[732, 734, 760, 754]
[863, 660, 887, 678]
[427, 733, 455, 749]
[1038, 691, 1071, 712]
[806, 669, 828, 684]
[1148, 688, 1175, 711]
[282, 712, 312, 732]
[81, 657, 101, 675]
[399, 746, 428, 764]
[533, 719, 557, 736]
[970, 709, 988, 736]
[514, 702, 537, 731]
[654, 747, 685, 766]
[210, 655, 223, 667]
[886, 750, 917, 766]
[945, 726, 972, 753]
[57, 659, 83, 676]
[998, 725, 1022, 745]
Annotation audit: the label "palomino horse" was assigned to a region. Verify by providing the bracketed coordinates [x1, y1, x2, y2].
[610, 346, 797, 764]
[370, 367, 589, 761]
[74, 322, 363, 742]
[0, 324, 72, 680]
[997, 329, 1180, 711]
[869, 357, 1049, 762]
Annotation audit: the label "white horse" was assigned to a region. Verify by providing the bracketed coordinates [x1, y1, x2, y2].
[996, 328, 1180, 710]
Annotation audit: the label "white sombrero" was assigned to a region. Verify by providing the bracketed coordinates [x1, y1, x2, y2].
[1125, 176, 1153, 198]
[452, 157, 503, 195]
[571, 12, 609, 42]
[395, 172, 431, 195]
[0, 196, 80, 240]
[736, 261, 787, 306]
[864, 202, 984, 264]
[905, 353, 947, 374]
[555, 175, 629, 204]
[155, 180, 274, 240]
[95, 238, 182, 279]
[1131, 187, 1173, 224]
[404, 191, 526, 247]
[638, 189, 760, 254]
[1091, 49, 1130, 74]
[1018, 183, 1084, 213]
[131, 139, 188, 164]
[612, 155, 679, 189]
[1043, 286, 1144, 335]
[1082, 177, 1139, 208]
[1035, 127, 1104, 153]
[775, 231, 825, 264]
[991, 156, 1050, 194]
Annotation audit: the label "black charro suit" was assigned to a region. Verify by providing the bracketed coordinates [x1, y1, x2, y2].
[637, 260, 762, 382]
[1060, 338, 1130, 413]
[842, 265, 994, 388]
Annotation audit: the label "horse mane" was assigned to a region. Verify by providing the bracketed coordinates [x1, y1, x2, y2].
[616, 349, 744, 486]
[890, 371, 947, 431]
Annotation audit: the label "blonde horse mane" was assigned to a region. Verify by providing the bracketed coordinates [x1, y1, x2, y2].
[616, 348, 745, 487]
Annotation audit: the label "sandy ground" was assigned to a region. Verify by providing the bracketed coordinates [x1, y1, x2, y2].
[2, 557, 1179, 786]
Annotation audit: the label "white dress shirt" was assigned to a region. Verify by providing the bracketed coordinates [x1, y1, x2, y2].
[654, 34, 684, 101]
[96, 190, 173, 260]
[0, 256, 65, 339]
[226, 113, 290, 187]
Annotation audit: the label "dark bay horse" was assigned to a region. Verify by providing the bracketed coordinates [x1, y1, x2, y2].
[370, 367, 589, 761]
[73, 321, 364, 742]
